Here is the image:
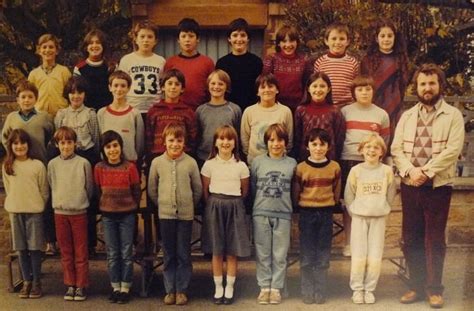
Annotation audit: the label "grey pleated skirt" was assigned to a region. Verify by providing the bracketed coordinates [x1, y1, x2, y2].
[201, 193, 251, 257]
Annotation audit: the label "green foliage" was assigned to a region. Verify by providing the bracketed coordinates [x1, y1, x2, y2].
[284, 0, 473, 95]
[0, 0, 132, 94]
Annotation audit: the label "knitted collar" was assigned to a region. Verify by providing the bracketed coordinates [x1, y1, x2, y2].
[305, 158, 330, 168]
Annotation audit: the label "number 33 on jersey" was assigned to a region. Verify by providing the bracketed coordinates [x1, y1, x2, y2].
[118, 52, 166, 113]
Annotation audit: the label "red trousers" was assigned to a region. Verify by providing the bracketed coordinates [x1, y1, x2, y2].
[55, 213, 89, 288]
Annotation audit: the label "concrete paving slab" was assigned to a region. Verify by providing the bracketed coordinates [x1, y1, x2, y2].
[0, 248, 472, 310]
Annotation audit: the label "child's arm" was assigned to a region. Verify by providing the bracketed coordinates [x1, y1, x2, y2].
[84, 161, 94, 200]
[147, 160, 159, 206]
[201, 175, 210, 203]
[96, 108, 104, 134]
[145, 110, 155, 163]
[285, 108, 294, 151]
[190, 160, 203, 207]
[233, 106, 243, 136]
[386, 169, 397, 207]
[134, 110, 145, 160]
[38, 162, 50, 204]
[47, 161, 53, 189]
[54, 109, 65, 129]
[291, 171, 300, 210]
[186, 110, 198, 153]
[240, 109, 251, 156]
[333, 108, 346, 160]
[129, 164, 141, 206]
[200, 161, 211, 203]
[195, 109, 203, 152]
[293, 108, 303, 158]
[93, 165, 102, 202]
[88, 110, 101, 155]
[380, 111, 391, 149]
[1, 166, 10, 194]
[249, 161, 258, 203]
[1, 114, 12, 148]
[333, 165, 342, 206]
[343, 167, 357, 210]
[262, 54, 274, 75]
[354, 59, 361, 77]
[44, 114, 55, 149]
[240, 177, 250, 200]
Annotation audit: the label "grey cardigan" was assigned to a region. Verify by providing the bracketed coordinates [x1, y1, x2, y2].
[147, 152, 202, 220]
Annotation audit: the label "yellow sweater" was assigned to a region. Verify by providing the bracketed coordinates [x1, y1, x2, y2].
[28, 64, 71, 117]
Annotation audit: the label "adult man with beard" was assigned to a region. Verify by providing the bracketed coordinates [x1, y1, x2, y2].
[391, 63, 464, 309]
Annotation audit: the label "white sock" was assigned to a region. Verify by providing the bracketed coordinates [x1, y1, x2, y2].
[213, 275, 224, 298]
[225, 275, 236, 299]
[120, 286, 130, 293]
[111, 282, 120, 292]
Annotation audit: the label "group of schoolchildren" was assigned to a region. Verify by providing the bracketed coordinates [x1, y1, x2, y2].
[1, 15, 408, 306]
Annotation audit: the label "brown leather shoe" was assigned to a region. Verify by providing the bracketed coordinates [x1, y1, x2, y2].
[400, 290, 420, 304]
[29, 281, 42, 298]
[176, 293, 188, 305]
[428, 294, 444, 308]
[164, 293, 176, 305]
[18, 281, 31, 299]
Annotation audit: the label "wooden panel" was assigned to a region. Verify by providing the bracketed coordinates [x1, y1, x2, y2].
[155, 29, 265, 62]
[147, 2, 268, 28]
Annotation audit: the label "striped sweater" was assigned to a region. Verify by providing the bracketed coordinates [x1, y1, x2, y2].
[341, 103, 390, 161]
[94, 161, 141, 214]
[313, 53, 360, 106]
[294, 159, 341, 208]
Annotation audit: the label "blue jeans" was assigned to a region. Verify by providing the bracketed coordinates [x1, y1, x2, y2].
[160, 219, 193, 294]
[102, 214, 136, 288]
[299, 208, 333, 297]
[18, 250, 42, 282]
[253, 216, 290, 289]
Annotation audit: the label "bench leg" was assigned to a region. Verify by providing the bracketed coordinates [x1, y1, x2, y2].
[5, 254, 23, 293]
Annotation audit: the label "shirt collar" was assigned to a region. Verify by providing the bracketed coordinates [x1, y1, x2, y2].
[419, 98, 442, 113]
[18, 109, 37, 120]
[68, 105, 85, 112]
[215, 154, 235, 163]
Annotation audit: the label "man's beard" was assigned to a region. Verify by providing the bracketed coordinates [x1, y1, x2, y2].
[418, 91, 441, 106]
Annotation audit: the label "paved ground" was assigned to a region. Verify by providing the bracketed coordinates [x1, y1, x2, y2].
[0, 248, 472, 311]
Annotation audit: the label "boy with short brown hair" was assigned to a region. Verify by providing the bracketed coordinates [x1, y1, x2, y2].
[164, 18, 214, 110]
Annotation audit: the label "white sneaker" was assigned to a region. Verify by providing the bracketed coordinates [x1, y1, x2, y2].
[352, 290, 364, 304]
[364, 291, 375, 304]
[343, 245, 351, 257]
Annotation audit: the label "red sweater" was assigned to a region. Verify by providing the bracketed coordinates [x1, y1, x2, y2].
[145, 99, 197, 162]
[294, 101, 346, 161]
[262, 52, 312, 112]
[164, 54, 214, 111]
[94, 161, 141, 214]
